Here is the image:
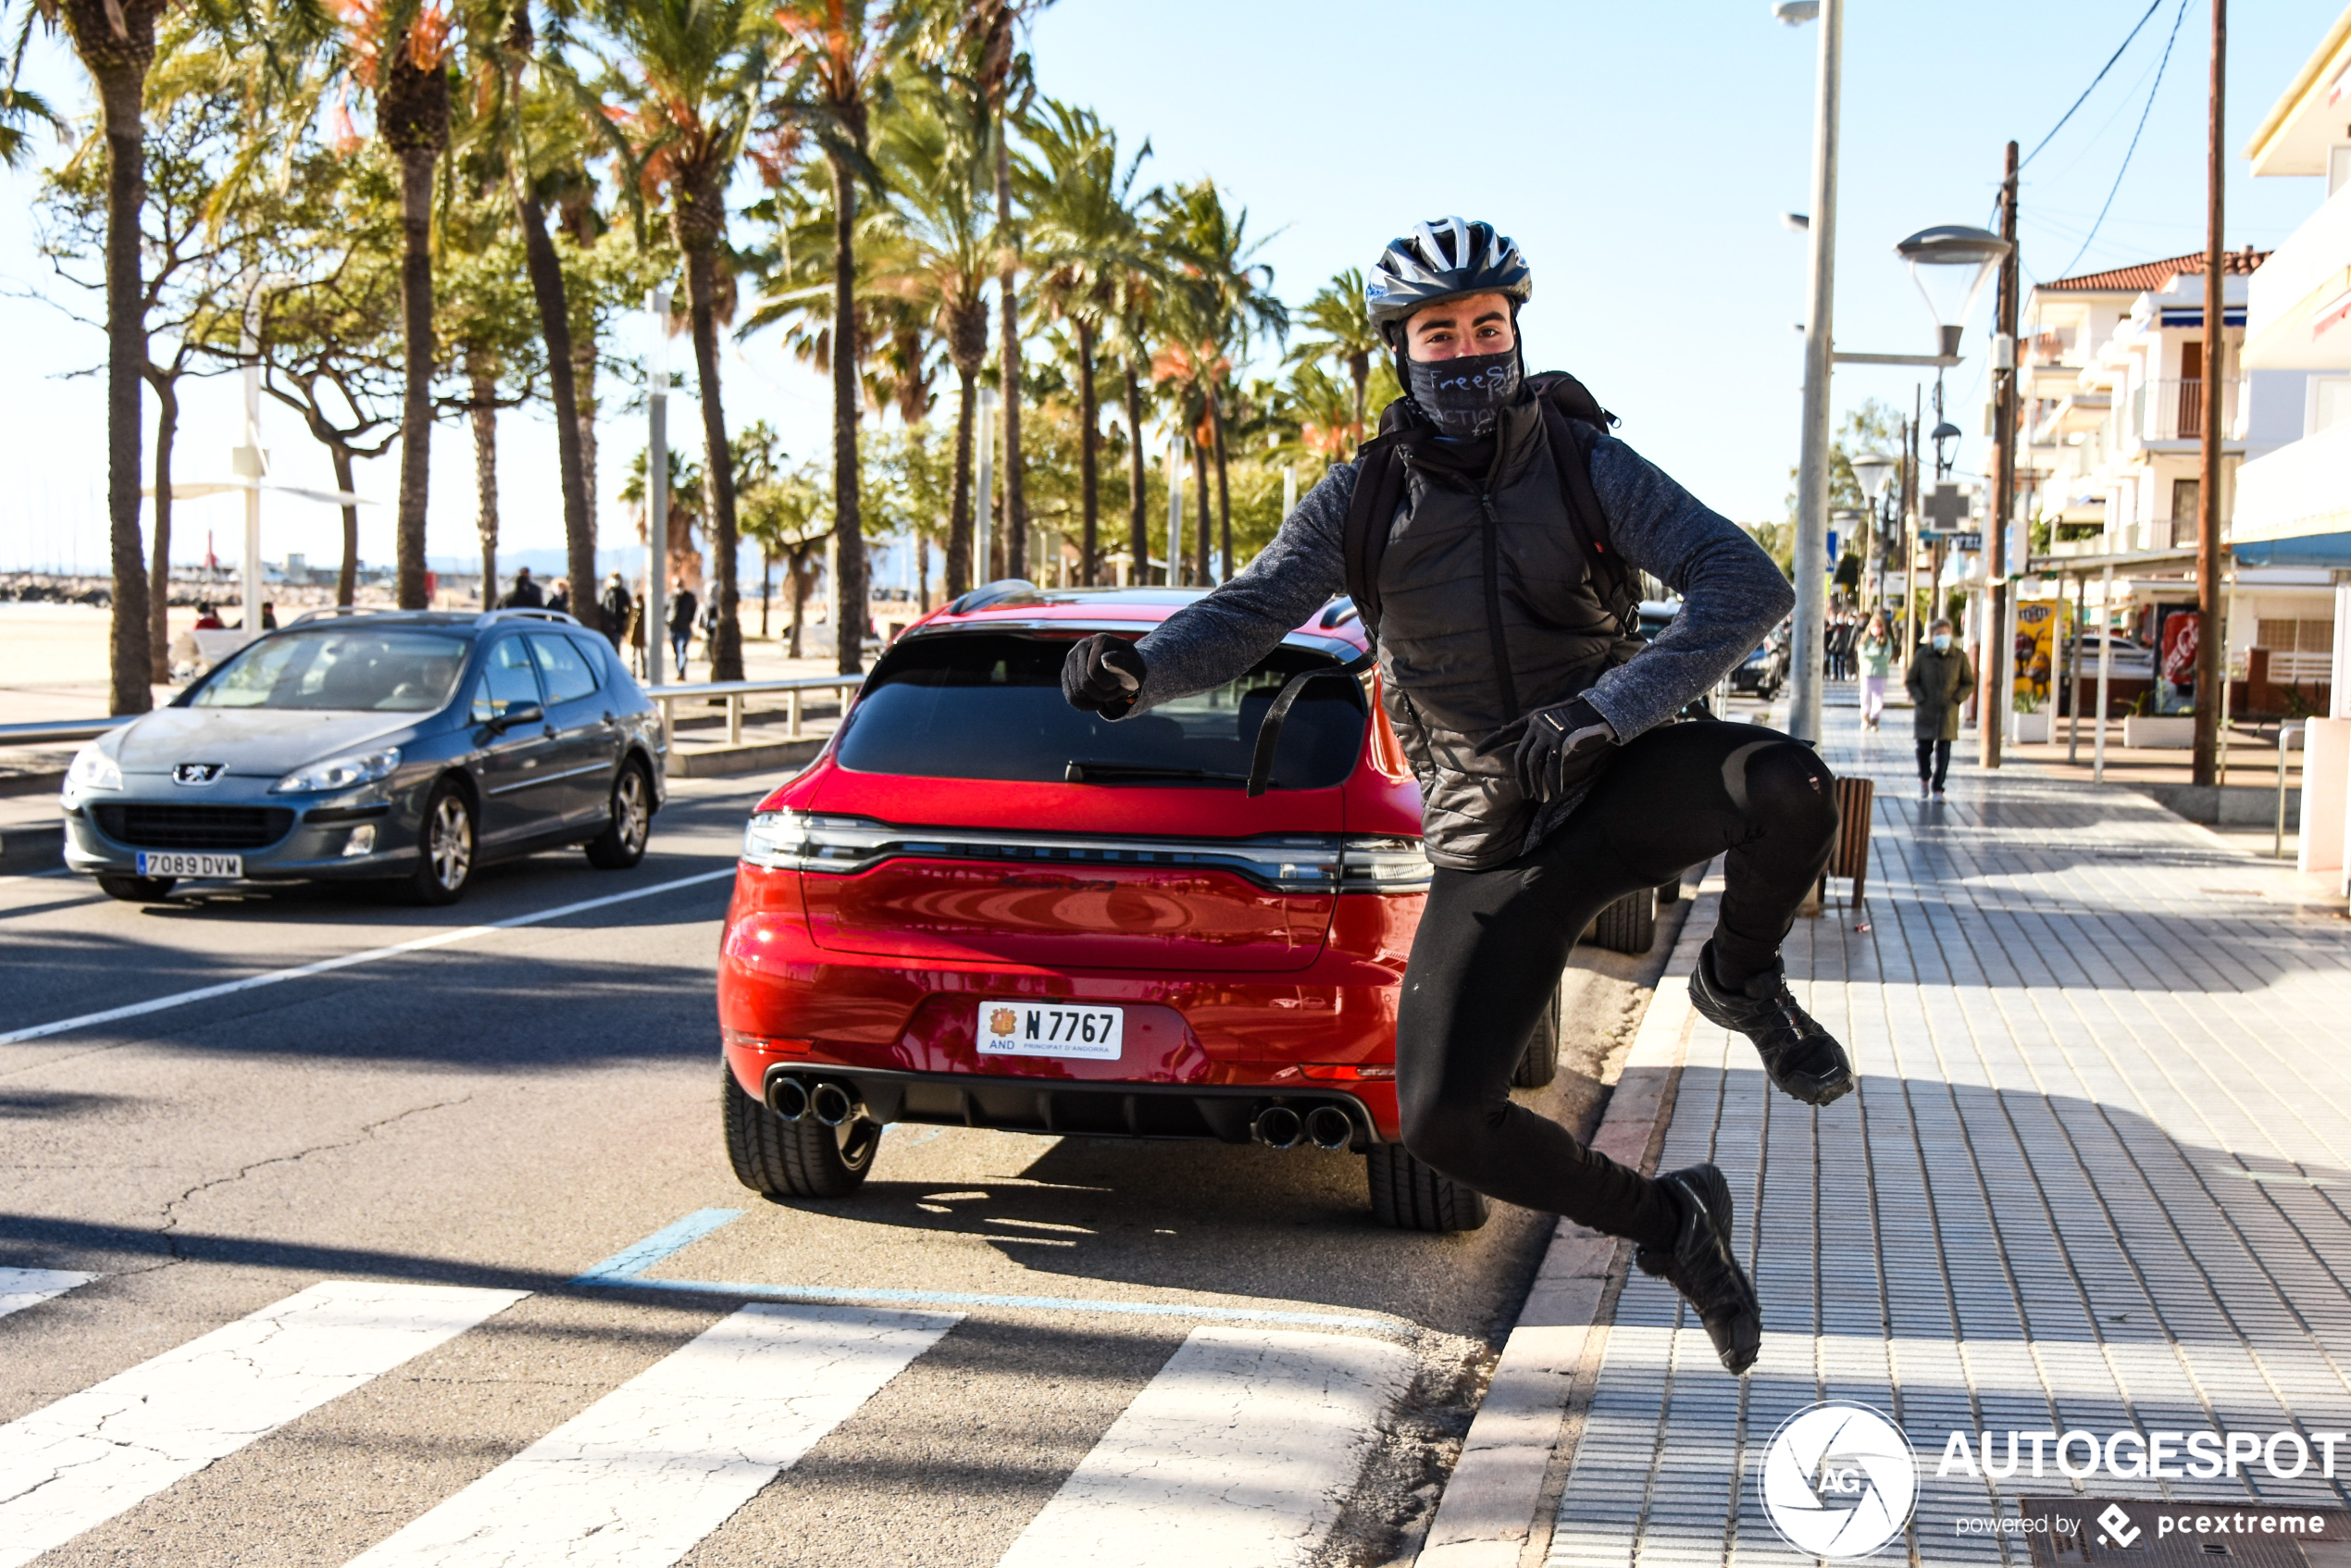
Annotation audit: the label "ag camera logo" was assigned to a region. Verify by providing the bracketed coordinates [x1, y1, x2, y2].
[1758, 1401, 1919, 1559]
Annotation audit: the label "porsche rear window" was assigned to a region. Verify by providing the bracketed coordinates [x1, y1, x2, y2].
[836, 632, 1367, 789]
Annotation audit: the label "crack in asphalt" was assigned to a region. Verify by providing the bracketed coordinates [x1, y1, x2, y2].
[157, 1096, 477, 1259]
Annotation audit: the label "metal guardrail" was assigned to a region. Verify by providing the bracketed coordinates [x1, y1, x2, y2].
[0, 716, 132, 748]
[648, 675, 864, 746]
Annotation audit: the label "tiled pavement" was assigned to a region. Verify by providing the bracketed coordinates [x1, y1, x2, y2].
[1543, 706, 2351, 1567]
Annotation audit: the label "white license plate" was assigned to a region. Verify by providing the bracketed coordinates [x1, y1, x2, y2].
[976, 1001, 1124, 1061]
[134, 852, 243, 879]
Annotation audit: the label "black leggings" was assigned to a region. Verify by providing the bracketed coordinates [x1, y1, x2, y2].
[1395, 722, 1839, 1248]
[1916, 739, 1952, 788]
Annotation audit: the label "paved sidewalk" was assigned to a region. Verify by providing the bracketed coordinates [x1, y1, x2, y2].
[1427, 705, 2351, 1566]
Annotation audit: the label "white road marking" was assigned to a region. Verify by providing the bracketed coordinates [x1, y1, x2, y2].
[994, 1326, 1415, 1568]
[0, 1279, 527, 1568]
[0, 1268, 95, 1321]
[342, 1301, 958, 1568]
[0, 867, 736, 1045]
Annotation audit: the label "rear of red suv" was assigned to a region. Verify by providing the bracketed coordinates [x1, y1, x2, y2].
[715, 585, 1535, 1229]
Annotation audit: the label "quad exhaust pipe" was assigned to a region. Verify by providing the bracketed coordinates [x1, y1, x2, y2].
[769, 1076, 866, 1127]
[1252, 1103, 1356, 1152]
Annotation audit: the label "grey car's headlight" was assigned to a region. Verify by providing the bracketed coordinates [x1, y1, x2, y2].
[66, 742, 122, 792]
[272, 746, 401, 794]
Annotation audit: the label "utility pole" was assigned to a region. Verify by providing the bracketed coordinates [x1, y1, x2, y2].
[2193, 0, 2228, 786]
[644, 289, 668, 691]
[1982, 140, 2021, 769]
[1905, 388, 1921, 647]
[1789, 0, 1843, 747]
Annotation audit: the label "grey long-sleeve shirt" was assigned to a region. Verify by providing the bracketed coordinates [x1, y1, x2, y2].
[1129, 431, 1796, 836]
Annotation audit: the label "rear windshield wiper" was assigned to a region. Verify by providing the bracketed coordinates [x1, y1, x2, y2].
[1064, 761, 1248, 786]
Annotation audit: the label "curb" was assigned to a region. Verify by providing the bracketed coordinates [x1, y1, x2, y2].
[1412, 885, 1715, 1568]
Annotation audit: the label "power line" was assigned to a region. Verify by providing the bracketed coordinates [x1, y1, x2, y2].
[2053, 0, 2192, 281]
[2019, 0, 2166, 172]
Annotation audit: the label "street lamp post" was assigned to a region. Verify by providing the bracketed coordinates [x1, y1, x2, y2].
[644, 290, 669, 691]
[1850, 452, 1898, 617]
[1784, 0, 1841, 747]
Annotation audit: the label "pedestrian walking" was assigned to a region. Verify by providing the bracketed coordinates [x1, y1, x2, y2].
[499, 567, 544, 609]
[1064, 218, 1852, 1376]
[546, 578, 570, 616]
[1857, 609, 1895, 730]
[667, 578, 697, 679]
[1906, 616, 1972, 800]
[599, 572, 632, 653]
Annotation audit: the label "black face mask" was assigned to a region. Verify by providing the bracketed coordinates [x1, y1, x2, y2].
[1405, 348, 1522, 439]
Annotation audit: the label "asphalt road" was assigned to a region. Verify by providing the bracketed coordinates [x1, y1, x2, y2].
[0, 774, 1683, 1568]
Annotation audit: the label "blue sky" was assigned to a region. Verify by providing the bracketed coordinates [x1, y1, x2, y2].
[0, 0, 2340, 576]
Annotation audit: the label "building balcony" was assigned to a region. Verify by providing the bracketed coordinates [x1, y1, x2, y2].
[2100, 378, 2246, 455]
[2030, 391, 2111, 446]
[2232, 416, 2351, 547]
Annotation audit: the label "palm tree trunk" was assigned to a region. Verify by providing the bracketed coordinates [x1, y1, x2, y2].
[759, 547, 772, 639]
[517, 193, 597, 634]
[469, 356, 499, 605]
[1209, 388, 1233, 580]
[146, 373, 176, 683]
[333, 447, 359, 605]
[1076, 317, 1099, 585]
[685, 244, 743, 680]
[827, 152, 867, 674]
[1190, 437, 1210, 586]
[573, 329, 599, 523]
[994, 127, 1026, 580]
[947, 366, 976, 599]
[96, 63, 151, 714]
[394, 144, 436, 609]
[917, 528, 930, 611]
[789, 547, 810, 659]
[1124, 363, 1149, 585]
[1349, 350, 1368, 434]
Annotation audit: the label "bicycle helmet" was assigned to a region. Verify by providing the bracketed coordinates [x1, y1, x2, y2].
[1366, 218, 1533, 346]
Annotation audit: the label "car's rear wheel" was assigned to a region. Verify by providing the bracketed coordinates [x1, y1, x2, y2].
[1590, 888, 1658, 954]
[723, 1071, 880, 1200]
[1511, 979, 1562, 1089]
[95, 873, 174, 903]
[584, 761, 652, 870]
[404, 779, 475, 906]
[1366, 1144, 1491, 1232]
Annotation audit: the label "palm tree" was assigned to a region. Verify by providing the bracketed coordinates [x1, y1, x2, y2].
[1287, 267, 1380, 436]
[29, 0, 170, 707]
[771, 0, 914, 674]
[1019, 98, 1151, 587]
[596, 0, 776, 680]
[1158, 179, 1285, 580]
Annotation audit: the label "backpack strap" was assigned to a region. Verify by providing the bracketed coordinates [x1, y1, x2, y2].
[1340, 434, 1408, 638]
[1536, 402, 1639, 639]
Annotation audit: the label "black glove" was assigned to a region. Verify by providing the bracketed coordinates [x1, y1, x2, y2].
[1478, 696, 1617, 803]
[1061, 634, 1148, 718]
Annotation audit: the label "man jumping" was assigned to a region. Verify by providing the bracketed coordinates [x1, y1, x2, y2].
[1063, 218, 1850, 1374]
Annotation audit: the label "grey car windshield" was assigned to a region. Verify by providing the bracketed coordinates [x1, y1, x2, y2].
[193, 629, 470, 712]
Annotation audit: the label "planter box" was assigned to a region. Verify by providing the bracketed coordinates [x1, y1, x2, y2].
[2015, 711, 2051, 745]
[2122, 716, 2197, 750]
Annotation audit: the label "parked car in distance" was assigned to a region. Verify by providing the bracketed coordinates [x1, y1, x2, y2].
[716, 583, 1658, 1233]
[2056, 634, 2156, 680]
[1729, 637, 1788, 699]
[60, 607, 665, 905]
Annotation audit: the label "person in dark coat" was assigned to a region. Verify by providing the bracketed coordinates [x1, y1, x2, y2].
[499, 566, 544, 609]
[667, 578, 697, 678]
[546, 578, 570, 616]
[599, 572, 632, 652]
[1905, 616, 1974, 800]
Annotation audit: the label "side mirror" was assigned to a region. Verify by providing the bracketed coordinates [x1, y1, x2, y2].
[488, 701, 544, 734]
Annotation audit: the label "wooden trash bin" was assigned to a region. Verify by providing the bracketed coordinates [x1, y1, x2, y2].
[1821, 774, 1875, 906]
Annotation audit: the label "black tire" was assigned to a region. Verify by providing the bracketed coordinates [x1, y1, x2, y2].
[1365, 1144, 1490, 1232]
[584, 760, 653, 870]
[404, 778, 475, 906]
[1511, 979, 1561, 1089]
[722, 1070, 880, 1200]
[95, 873, 174, 902]
[1657, 876, 1682, 906]
[1591, 888, 1658, 954]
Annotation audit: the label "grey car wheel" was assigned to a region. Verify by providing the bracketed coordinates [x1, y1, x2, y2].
[405, 781, 475, 905]
[585, 762, 652, 870]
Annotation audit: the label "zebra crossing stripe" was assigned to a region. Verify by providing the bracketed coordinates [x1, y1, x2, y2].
[342, 1301, 959, 1568]
[0, 1268, 94, 1323]
[995, 1326, 1415, 1568]
[0, 1279, 526, 1568]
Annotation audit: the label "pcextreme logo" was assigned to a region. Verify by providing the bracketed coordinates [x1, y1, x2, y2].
[1757, 1402, 1920, 1559]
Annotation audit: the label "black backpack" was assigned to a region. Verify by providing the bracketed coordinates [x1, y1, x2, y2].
[1339, 371, 1637, 641]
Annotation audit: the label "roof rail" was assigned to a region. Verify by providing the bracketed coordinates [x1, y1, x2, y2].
[290, 604, 400, 625]
[472, 608, 583, 628]
[945, 579, 1040, 615]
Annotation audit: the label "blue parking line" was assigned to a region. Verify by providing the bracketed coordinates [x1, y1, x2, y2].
[573, 1209, 1409, 1335]
[568, 1208, 746, 1284]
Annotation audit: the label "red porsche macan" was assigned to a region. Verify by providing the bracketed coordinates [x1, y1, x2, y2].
[715, 584, 1648, 1231]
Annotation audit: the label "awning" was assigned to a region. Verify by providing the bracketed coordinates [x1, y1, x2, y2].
[2230, 530, 2351, 569]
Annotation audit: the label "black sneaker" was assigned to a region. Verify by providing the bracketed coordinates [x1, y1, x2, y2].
[1636, 1164, 1760, 1375]
[1689, 941, 1858, 1106]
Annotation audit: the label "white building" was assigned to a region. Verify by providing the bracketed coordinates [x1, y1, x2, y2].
[2238, 5, 2351, 884]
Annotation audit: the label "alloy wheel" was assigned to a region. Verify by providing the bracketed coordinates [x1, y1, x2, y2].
[616, 769, 649, 855]
[429, 795, 473, 890]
